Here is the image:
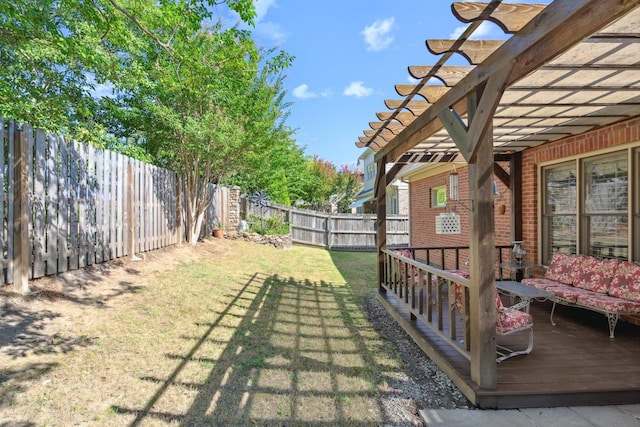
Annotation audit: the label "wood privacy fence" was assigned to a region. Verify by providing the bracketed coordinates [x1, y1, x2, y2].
[2, 119, 236, 290]
[245, 201, 409, 250]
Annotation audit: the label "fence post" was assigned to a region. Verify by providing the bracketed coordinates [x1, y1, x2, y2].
[13, 125, 30, 293]
[126, 161, 137, 260]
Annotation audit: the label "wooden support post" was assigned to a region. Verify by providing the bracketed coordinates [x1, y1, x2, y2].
[510, 152, 523, 241]
[13, 126, 30, 293]
[375, 155, 388, 293]
[468, 120, 497, 390]
[510, 152, 524, 278]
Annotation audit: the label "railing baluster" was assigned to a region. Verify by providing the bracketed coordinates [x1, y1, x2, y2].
[449, 280, 457, 340]
[382, 246, 510, 361]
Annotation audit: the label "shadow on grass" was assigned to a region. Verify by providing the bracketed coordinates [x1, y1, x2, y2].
[112, 270, 410, 426]
[0, 304, 96, 359]
[0, 362, 58, 411]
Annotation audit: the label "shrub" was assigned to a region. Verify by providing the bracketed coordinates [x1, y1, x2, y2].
[247, 214, 290, 235]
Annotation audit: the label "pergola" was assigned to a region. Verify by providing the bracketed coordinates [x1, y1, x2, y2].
[355, 1, 640, 390]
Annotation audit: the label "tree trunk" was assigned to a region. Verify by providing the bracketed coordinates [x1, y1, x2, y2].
[184, 182, 214, 246]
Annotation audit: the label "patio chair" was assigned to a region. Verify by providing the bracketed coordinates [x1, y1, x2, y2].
[453, 284, 534, 363]
[495, 291, 534, 362]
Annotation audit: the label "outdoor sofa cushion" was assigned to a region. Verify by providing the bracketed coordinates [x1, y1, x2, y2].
[608, 260, 640, 303]
[544, 253, 584, 285]
[573, 256, 619, 294]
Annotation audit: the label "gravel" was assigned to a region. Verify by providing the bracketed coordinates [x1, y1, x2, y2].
[363, 294, 471, 426]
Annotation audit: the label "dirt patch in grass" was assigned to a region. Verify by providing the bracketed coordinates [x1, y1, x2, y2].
[0, 238, 467, 426]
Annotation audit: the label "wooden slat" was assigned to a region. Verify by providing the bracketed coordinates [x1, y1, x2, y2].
[86, 144, 95, 265]
[68, 141, 79, 270]
[426, 39, 504, 65]
[109, 152, 116, 259]
[117, 153, 125, 257]
[58, 136, 69, 273]
[375, 111, 415, 126]
[46, 132, 59, 275]
[31, 129, 47, 278]
[452, 2, 547, 34]
[395, 84, 450, 101]
[95, 147, 104, 263]
[408, 65, 473, 86]
[101, 149, 110, 261]
[0, 119, 5, 277]
[384, 99, 431, 115]
[6, 120, 15, 284]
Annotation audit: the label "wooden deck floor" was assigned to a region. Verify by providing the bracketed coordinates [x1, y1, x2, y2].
[377, 290, 640, 409]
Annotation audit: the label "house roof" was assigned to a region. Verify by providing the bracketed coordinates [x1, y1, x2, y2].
[355, 1, 640, 165]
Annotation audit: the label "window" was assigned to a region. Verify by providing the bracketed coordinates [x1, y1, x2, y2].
[581, 153, 628, 260]
[366, 163, 376, 181]
[432, 186, 447, 208]
[542, 164, 577, 262]
[541, 148, 638, 264]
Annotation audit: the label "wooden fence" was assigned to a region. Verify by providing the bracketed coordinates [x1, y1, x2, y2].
[2, 119, 236, 290]
[245, 201, 409, 250]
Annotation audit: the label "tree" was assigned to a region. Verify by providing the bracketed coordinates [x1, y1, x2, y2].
[0, 0, 256, 139]
[1, 0, 296, 244]
[105, 22, 292, 243]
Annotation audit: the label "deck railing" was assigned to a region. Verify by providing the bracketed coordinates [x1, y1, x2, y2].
[381, 245, 512, 360]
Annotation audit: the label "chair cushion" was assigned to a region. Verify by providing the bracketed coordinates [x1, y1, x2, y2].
[497, 308, 533, 334]
[573, 256, 619, 294]
[447, 269, 470, 279]
[544, 253, 584, 285]
[608, 261, 640, 303]
[396, 249, 413, 259]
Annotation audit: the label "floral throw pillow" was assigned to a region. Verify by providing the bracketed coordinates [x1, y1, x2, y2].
[608, 261, 640, 303]
[573, 256, 619, 294]
[544, 253, 584, 285]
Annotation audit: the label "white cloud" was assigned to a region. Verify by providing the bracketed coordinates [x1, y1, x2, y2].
[343, 81, 373, 98]
[254, 0, 276, 23]
[293, 84, 318, 100]
[256, 21, 287, 44]
[361, 17, 395, 51]
[251, 0, 288, 44]
[449, 21, 494, 40]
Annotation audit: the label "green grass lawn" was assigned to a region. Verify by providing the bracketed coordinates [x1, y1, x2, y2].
[0, 238, 418, 426]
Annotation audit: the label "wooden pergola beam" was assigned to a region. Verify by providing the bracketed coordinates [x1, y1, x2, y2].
[376, 0, 640, 164]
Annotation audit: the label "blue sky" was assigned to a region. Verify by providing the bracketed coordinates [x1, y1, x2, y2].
[222, 0, 549, 168]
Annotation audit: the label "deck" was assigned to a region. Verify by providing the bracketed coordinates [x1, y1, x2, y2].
[377, 289, 640, 409]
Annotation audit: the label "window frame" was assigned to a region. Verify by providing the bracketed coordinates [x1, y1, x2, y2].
[431, 186, 447, 208]
[579, 152, 629, 260]
[541, 162, 578, 263]
[539, 145, 639, 264]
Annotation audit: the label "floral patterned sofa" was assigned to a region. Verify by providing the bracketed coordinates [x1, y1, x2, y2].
[521, 253, 640, 338]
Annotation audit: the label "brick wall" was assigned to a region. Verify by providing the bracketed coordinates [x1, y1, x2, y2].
[520, 117, 640, 263]
[409, 164, 512, 268]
